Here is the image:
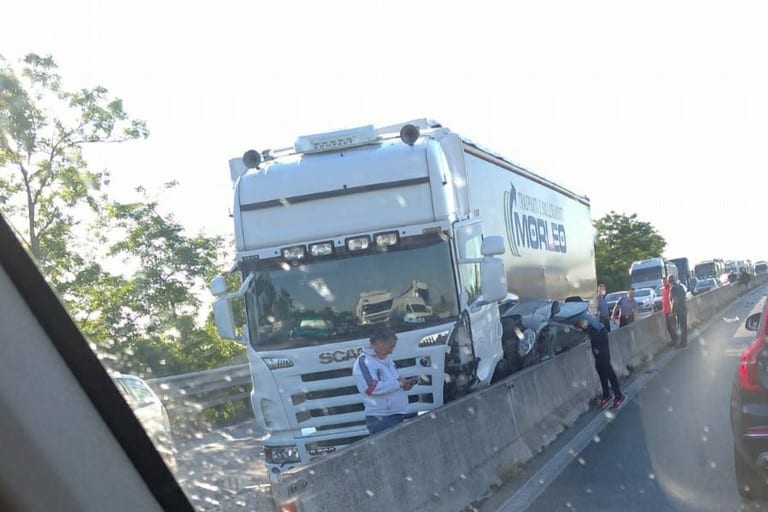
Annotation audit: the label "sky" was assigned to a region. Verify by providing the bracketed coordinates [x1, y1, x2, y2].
[3, 0, 767, 267]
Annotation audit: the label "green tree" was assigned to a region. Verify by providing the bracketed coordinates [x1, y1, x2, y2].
[0, 53, 148, 285]
[593, 211, 666, 292]
[102, 186, 244, 376]
[1, 54, 242, 378]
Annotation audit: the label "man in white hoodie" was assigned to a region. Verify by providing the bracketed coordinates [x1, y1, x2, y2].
[353, 327, 417, 435]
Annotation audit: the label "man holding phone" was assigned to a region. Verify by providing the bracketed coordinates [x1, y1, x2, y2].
[353, 327, 416, 435]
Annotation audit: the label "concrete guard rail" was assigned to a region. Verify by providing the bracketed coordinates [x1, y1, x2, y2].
[146, 363, 251, 416]
[269, 277, 767, 512]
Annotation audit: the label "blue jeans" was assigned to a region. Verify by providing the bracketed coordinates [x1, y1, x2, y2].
[365, 414, 406, 435]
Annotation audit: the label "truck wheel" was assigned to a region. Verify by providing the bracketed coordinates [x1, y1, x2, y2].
[735, 445, 768, 500]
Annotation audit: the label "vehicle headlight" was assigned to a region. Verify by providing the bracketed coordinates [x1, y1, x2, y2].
[264, 445, 301, 464]
[263, 357, 294, 370]
[419, 330, 449, 347]
[518, 329, 536, 358]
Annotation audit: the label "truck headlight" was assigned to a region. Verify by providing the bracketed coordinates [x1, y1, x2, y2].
[264, 445, 301, 464]
[419, 330, 449, 347]
[263, 357, 294, 370]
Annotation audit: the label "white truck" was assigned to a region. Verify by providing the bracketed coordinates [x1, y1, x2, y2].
[629, 257, 678, 291]
[391, 281, 434, 325]
[355, 289, 393, 325]
[210, 119, 596, 480]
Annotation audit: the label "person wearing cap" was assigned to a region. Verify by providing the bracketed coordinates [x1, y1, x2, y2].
[669, 275, 688, 349]
[353, 327, 416, 435]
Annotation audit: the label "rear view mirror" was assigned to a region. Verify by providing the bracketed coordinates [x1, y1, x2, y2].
[481, 236, 505, 256]
[745, 312, 762, 332]
[480, 257, 507, 303]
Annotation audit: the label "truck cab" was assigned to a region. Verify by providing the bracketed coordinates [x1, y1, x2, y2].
[209, 119, 594, 480]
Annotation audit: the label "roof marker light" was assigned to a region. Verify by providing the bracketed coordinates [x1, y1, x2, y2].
[346, 236, 371, 252]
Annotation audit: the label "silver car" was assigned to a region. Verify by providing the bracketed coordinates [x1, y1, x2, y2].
[634, 287, 657, 313]
[112, 373, 176, 470]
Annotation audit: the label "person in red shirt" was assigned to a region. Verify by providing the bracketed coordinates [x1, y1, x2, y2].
[661, 276, 678, 345]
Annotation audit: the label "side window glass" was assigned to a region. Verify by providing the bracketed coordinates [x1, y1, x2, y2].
[121, 378, 155, 407]
[551, 325, 585, 355]
[458, 229, 482, 305]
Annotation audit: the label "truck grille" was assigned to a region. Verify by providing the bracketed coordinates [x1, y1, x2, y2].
[287, 356, 436, 434]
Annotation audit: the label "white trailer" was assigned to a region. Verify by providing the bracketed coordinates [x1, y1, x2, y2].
[210, 119, 596, 480]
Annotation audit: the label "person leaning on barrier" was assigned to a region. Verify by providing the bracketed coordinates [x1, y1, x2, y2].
[553, 301, 625, 410]
[352, 327, 417, 435]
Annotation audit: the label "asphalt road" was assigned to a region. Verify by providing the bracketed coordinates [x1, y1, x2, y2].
[485, 285, 768, 512]
[173, 421, 272, 511]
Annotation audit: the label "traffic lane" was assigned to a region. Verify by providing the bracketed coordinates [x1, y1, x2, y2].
[173, 421, 273, 511]
[522, 289, 767, 512]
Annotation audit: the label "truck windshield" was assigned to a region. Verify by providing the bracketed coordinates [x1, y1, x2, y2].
[630, 266, 661, 283]
[242, 235, 459, 349]
[695, 262, 716, 278]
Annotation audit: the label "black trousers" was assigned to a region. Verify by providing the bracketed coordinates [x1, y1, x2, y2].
[619, 316, 634, 327]
[672, 309, 688, 344]
[591, 329, 622, 399]
[665, 313, 678, 342]
[599, 316, 611, 332]
[595, 353, 622, 399]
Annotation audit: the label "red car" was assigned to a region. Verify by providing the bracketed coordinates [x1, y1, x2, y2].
[731, 299, 768, 499]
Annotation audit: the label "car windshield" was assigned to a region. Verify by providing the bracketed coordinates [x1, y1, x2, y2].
[4, 5, 768, 512]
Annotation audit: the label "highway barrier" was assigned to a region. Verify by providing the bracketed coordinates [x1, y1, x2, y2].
[269, 277, 767, 512]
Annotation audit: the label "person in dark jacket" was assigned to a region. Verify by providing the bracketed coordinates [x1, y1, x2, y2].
[669, 275, 688, 349]
[574, 311, 625, 410]
[595, 283, 611, 332]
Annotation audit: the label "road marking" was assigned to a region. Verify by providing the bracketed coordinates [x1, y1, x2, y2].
[496, 348, 677, 512]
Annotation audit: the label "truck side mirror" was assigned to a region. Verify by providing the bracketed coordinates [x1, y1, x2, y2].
[209, 274, 246, 342]
[481, 235, 505, 256]
[210, 275, 228, 296]
[213, 298, 238, 340]
[481, 257, 507, 303]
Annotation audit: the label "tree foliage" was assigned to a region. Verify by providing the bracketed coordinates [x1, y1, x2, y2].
[1, 54, 244, 378]
[0, 53, 148, 283]
[95, 186, 244, 376]
[593, 211, 667, 292]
